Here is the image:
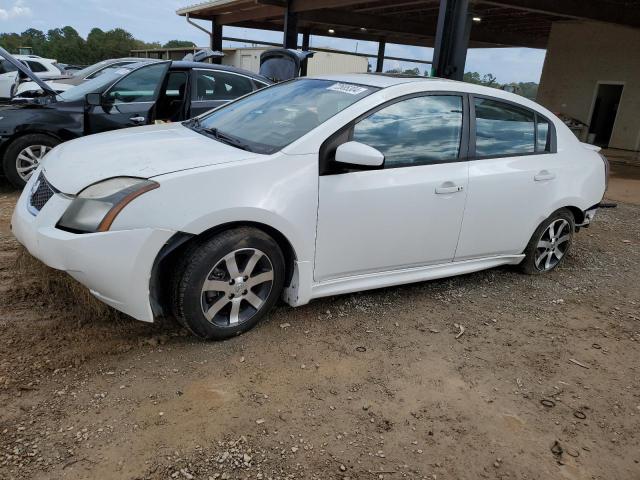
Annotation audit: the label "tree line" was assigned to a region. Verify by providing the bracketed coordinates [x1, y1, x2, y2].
[382, 67, 538, 101]
[0, 26, 196, 66]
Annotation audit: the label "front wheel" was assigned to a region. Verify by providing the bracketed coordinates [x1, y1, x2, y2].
[170, 228, 285, 340]
[520, 209, 575, 275]
[3, 134, 60, 188]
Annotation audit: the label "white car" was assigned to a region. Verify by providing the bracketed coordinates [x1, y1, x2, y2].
[0, 55, 65, 98]
[11, 74, 608, 340]
[15, 58, 155, 97]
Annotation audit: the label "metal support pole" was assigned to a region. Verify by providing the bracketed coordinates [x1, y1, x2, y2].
[376, 39, 386, 73]
[432, 0, 471, 80]
[211, 21, 223, 64]
[300, 31, 310, 76]
[283, 0, 298, 49]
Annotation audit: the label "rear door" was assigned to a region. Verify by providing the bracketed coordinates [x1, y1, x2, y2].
[455, 95, 559, 260]
[86, 62, 170, 134]
[190, 69, 258, 116]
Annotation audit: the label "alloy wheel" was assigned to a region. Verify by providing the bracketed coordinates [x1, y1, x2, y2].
[16, 145, 51, 182]
[534, 219, 571, 271]
[200, 248, 274, 327]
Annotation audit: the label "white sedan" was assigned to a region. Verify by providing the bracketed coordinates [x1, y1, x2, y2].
[12, 74, 608, 340]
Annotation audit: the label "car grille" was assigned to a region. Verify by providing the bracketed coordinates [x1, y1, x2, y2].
[29, 173, 57, 214]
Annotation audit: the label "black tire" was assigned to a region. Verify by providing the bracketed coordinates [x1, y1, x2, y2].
[520, 208, 575, 275]
[170, 227, 285, 340]
[2, 134, 60, 188]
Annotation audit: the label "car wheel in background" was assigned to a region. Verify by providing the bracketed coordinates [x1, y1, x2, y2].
[171, 227, 285, 340]
[3, 134, 59, 188]
[520, 208, 575, 275]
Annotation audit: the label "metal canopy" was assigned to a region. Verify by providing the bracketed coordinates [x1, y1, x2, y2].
[177, 0, 640, 49]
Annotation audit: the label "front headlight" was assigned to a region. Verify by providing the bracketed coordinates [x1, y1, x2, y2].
[57, 177, 159, 233]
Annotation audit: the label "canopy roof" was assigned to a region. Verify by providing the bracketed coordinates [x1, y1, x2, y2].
[177, 0, 640, 49]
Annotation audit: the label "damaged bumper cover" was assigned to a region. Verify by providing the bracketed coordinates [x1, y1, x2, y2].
[11, 177, 175, 322]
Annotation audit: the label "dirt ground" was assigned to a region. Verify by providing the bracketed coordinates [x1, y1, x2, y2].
[0, 174, 639, 480]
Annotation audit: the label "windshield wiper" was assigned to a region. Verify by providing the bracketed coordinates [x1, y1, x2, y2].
[203, 127, 252, 152]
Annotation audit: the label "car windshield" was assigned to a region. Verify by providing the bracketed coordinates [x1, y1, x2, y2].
[192, 79, 378, 154]
[71, 60, 113, 79]
[57, 66, 134, 102]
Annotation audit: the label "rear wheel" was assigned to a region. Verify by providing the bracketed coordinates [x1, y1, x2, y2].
[171, 228, 285, 340]
[3, 134, 59, 188]
[520, 209, 575, 274]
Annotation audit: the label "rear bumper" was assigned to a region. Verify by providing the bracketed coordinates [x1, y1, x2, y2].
[11, 175, 175, 322]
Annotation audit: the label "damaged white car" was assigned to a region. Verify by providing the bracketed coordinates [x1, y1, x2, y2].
[12, 74, 608, 339]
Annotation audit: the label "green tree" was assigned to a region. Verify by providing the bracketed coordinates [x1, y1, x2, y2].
[162, 40, 196, 49]
[0, 33, 23, 53]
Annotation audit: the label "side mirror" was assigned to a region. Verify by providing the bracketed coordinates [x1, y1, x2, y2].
[335, 141, 384, 167]
[85, 92, 102, 106]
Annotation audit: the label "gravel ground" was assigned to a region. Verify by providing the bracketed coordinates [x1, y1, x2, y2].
[0, 179, 638, 480]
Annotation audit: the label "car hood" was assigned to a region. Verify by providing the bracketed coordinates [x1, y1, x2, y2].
[42, 123, 262, 194]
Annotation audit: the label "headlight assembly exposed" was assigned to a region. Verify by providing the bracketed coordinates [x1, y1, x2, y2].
[57, 177, 159, 233]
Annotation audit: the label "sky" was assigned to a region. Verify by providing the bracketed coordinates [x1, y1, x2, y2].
[0, 0, 547, 83]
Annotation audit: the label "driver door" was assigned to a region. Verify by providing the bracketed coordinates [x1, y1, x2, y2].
[86, 62, 170, 134]
[314, 94, 470, 282]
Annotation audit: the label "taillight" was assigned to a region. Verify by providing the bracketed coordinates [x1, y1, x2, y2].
[598, 152, 610, 191]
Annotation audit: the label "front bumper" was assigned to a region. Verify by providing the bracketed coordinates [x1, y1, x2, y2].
[11, 174, 175, 322]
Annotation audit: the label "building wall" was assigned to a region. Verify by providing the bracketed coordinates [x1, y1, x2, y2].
[537, 21, 640, 151]
[221, 48, 369, 76]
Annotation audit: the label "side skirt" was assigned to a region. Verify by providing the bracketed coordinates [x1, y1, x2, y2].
[308, 255, 525, 301]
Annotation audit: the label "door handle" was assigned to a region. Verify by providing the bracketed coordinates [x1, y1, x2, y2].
[435, 182, 464, 194]
[534, 170, 556, 182]
[129, 116, 146, 124]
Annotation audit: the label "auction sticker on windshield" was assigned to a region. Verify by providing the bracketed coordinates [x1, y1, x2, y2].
[326, 83, 369, 95]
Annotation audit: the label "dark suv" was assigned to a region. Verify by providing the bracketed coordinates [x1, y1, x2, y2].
[0, 48, 271, 187]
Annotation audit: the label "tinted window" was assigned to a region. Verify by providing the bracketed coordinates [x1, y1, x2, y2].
[26, 60, 47, 73]
[0, 60, 17, 74]
[165, 71, 187, 97]
[196, 79, 376, 154]
[194, 70, 254, 101]
[536, 115, 550, 152]
[474, 98, 535, 157]
[106, 63, 167, 104]
[353, 95, 463, 167]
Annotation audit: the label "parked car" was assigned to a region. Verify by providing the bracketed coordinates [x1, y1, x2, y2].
[11, 74, 608, 340]
[0, 54, 66, 98]
[0, 47, 271, 187]
[15, 57, 157, 96]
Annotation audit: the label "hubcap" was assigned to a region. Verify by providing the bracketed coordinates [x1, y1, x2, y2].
[200, 248, 274, 327]
[534, 219, 571, 271]
[16, 145, 51, 182]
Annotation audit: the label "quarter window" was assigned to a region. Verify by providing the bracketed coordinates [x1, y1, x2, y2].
[474, 98, 535, 157]
[25, 60, 48, 73]
[106, 63, 167, 104]
[353, 95, 464, 168]
[194, 70, 254, 101]
[536, 115, 550, 152]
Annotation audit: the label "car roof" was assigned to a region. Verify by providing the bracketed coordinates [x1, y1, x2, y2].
[170, 60, 271, 83]
[15, 55, 55, 62]
[306, 73, 546, 111]
[310, 73, 447, 88]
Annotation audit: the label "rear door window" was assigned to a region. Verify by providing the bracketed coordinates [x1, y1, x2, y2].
[474, 97, 535, 157]
[194, 70, 254, 101]
[0, 60, 17, 74]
